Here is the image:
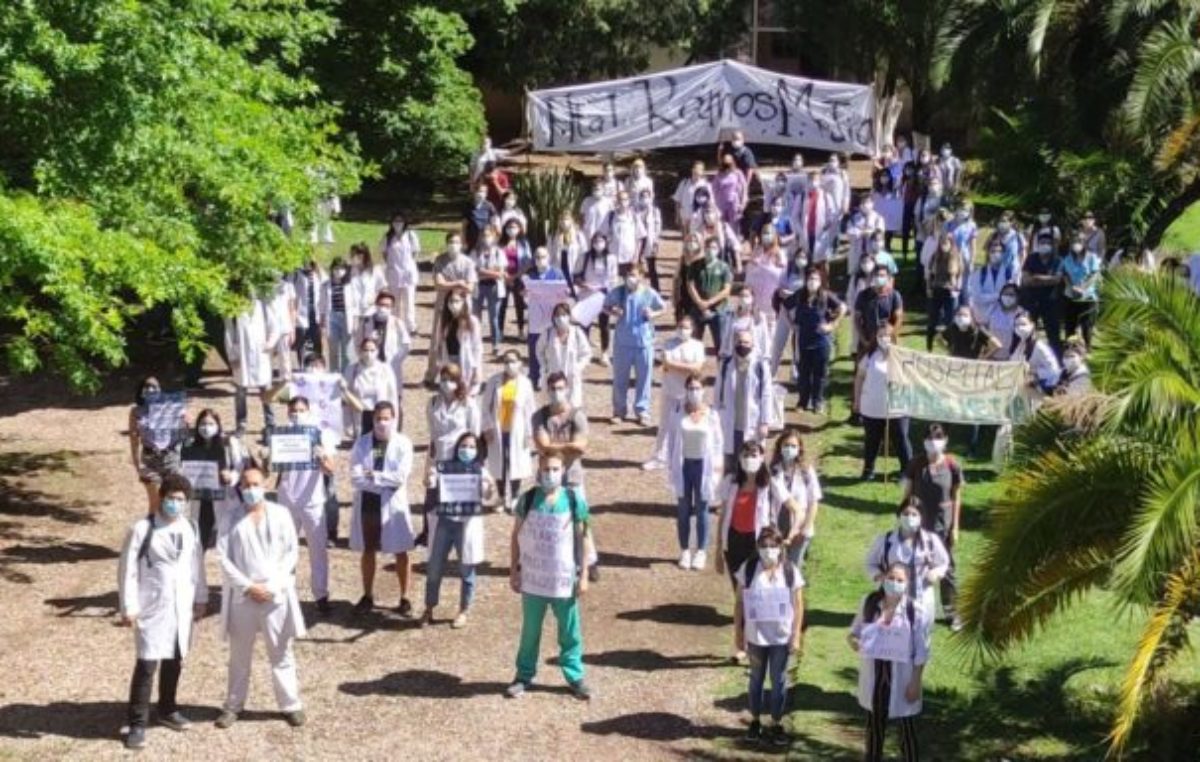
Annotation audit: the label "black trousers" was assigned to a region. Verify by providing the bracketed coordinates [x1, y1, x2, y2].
[128, 643, 183, 728]
[866, 658, 919, 761]
[937, 528, 958, 617]
[861, 416, 912, 474]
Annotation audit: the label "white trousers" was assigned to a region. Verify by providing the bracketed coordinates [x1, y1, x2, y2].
[289, 501, 329, 600]
[224, 599, 303, 713]
[771, 311, 794, 377]
[398, 283, 417, 334]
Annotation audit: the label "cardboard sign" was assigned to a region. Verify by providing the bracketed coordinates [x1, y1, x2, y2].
[860, 620, 913, 663]
[269, 426, 318, 472]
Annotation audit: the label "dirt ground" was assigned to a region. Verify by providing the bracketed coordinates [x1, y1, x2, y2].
[0, 236, 776, 760]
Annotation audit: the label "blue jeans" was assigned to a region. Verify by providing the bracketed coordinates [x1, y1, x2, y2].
[475, 281, 503, 351]
[612, 342, 654, 417]
[797, 342, 831, 410]
[327, 311, 352, 374]
[424, 518, 477, 610]
[926, 288, 957, 351]
[676, 458, 709, 551]
[748, 643, 790, 721]
[234, 386, 274, 434]
[527, 333, 542, 389]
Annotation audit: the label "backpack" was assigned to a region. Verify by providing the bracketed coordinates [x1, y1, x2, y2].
[878, 529, 931, 578]
[741, 553, 797, 591]
[137, 514, 199, 569]
[519, 486, 586, 569]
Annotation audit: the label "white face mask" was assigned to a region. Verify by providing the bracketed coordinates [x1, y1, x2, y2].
[805, 278, 821, 291]
[924, 438, 947, 457]
[878, 337, 892, 351]
[685, 388, 703, 405]
[954, 314, 972, 330]
[780, 444, 800, 462]
[956, 210, 969, 221]
[899, 514, 922, 534]
[860, 260, 875, 274]
[678, 326, 692, 340]
[198, 422, 219, 440]
[625, 277, 639, 291]
[548, 388, 567, 406]
[1038, 214, 1051, 223]
[740, 296, 753, 311]
[448, 242, 462, 255]
[288, 411, 311, 426]
[535, 259, 549, 272]
[757, 547, 781, 566]
[360, 351, 376, 365]
[448, 299, 464, 314]
[1015, 323, 1034, 339]
[504, 361, 519, 377]
[740, 456, 763, 474]
[376, 306, 392, 319]
[373, 420, 394, 439]
[539, 469, 564, 490]
[1064, 355, 1082, 373]
[441, 380, 458, 395]
[554, 315, 571, 330]
[1000, 294, 1018, 308]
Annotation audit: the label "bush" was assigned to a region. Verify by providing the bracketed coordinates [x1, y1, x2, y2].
[512, 169, 584, 248]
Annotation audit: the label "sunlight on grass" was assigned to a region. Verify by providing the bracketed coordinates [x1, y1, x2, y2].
[1162, 201, 1200, 253]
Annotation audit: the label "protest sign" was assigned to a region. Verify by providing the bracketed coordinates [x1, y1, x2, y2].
[179, 459, 224, 500]
[886, 346, 1029, 425]
[290, 372, 344, 435]
[145, 392, 186, 450]
[743, 585, 793, 624]
[269, 426, 318, 472]
[859, 620, 913, 663]
[571, 291, 607, 328]
[519, 511, 577, 599]
[522, 278, 573, 334]
[527, 59, 875, 155]
[435, 461, 484, 517]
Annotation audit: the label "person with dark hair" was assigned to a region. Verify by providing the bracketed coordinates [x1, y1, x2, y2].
[358, 290, 412, 389]
[853, 265, 904, 357]
[714, 330, 774, 473]
[128, 376, 189, 514]
[782, 266, 846, 414]
[1020, 232, 1064, 356]
[349, 401, 416, 616]
[733, 526, 804, 747]
[180, 408, 248, 590]
[344, 335, 399, 438]
[481, 350, 537, 512]
[666, 373, 724, 571]
[1056, 342, 1092, 395]
[498, 217, 533, 341]
[574, 231, 618, 367]
[686, 235, 734, 353]
[425, 232, 479, 384]
[346, 242, 387, 329]
[768, 429, 822, 566]
[536, 302, 593, 408]
[848, 562, 932, 762]
[321, 256, 354, 373]
[463, 183, 498, 250]
[118, 473, 207, 749]
[432, 286, 484, 393]
[864, 497, 950, 615]
[901, 423, 964, 631]
[498, 190, 528, 231]
[380, 211, 421, 336]
[290, 256, 326, 367]
[604, 261, 665, 426]
[532, 371, 590, 498]
[853, 325, 912, 480]
[421, 362, 483, 549]
[521, 245, 567, 389]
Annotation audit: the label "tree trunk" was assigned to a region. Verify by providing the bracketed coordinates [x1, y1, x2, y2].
[1145, 176, 1200, 249]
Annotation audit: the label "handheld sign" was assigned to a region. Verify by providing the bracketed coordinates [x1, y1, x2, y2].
[522, 278, 572, 334]
[179, 459, 224, 500]
[570, 291, 606, 328]
[290, 372, 345, 436]
[743, 585, 793, 624]
[145, 391, 187, 450]
[859, 619, 913, 663]
[436, 461, 483, 517]
[518, 510, 577, 599]
[269, 426, 319, 472]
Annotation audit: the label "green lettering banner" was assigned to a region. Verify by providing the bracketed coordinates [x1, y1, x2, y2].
[886, 346, 1030, 425]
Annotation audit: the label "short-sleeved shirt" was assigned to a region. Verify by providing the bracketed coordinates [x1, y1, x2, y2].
[516, 486, 590, 526]
[1021, 252, 1062, 301]
[531, 404, 589, 487]
[360, 436, 387, 515]
[604, 285, 665, 348]
[941, 325, 993, 359]
[433, 252, 478, 293]
[687, 259, 733, 313]
[784, 290, 844, 350]
[1059, 253, 1102, 302]
[854, 288, 903, 341]
[463, 202, 496, 246]
[735, 561, 804, 647]
[903, 455, 964, 532]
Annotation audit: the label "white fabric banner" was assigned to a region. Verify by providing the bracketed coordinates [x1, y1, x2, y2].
[527, 59, 875, 155]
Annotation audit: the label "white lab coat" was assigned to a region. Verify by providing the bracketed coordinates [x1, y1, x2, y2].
[719, 311, 772, 360]
[346, 266, 387, 322]
[550, 229, 589, 278]
[716, 476, 773, 544]
[790, 187, 839, 262]
[580, 195, 613, 242]
[481, 372, 536, 481]
[851, 594, 932, 719]
[344, 360, 399, 415]
[356, 312, 412, 389]
[863, 530, 949, 613]
[290, 269, 328, 331]
[769, 464, 823, 534]
[666, 408, 724, 501]
[536, 326, 593, 408]
[380, 229, 421, 293]
[217, 501, 306, 642]
[118, 515, 207, 660]
[349, 432, 416, 554]
[224, 300, 273, 389]
[714, 355, 773, 453]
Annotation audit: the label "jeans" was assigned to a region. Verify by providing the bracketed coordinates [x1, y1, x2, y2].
[676, 458, 709, 551]
[747, 644, 790, 721]
[127, 644, 182, 729]
[797, 342, 831, 410]
[515, 594, 584, 684]
[327, 311, 352, 374]
[527, 333, 542, 388]
[324, 473, 340, 541]
[861, 415, 912, 475]
[692, 310, 726, 355]
[612, 342, 654, 417]
[424, 518, 477, 611]
[234, 386, 275, 434]
[926, 288, 957, 351]
[475, 281, 503, 351]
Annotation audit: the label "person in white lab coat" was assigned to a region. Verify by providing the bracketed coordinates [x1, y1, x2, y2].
[380, 212, 421, 335]
[291, 258, 327, 367]
[481, 351, 537, 511]
[343, 335, 400, 437]
[349, 401, 417, 616]
[215, 466, 307, 729]
[714, 330, 774, 471]
[346, 242, 388, 327]
[643, 314, 706, 470]
[665, 373, 724, 570]
[356, 290, 412, 393]
[848, 563, 932, 762]
[118, 473, 208, 750]
[266, 274, 297, 378]
[433, 286, 485, 393]
[536, 302, 593, 409]
[224, 296, 276, 437]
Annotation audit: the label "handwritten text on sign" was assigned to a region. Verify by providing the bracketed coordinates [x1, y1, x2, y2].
[859, 620, 913, 663]
[522, 278, 573, 334]
[290, 373, 344, 435]
[527, 59, 875, 155]
[886, 346, 1029, 425]
[518, 510, 577, 599]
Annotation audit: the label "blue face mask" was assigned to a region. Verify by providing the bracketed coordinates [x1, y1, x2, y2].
[538, 470, 562, 490]
[457, 448, 477, 464]
[162, 498, 185, 518]
[883, 579, 907, 597]
[241, 486, 265, 506]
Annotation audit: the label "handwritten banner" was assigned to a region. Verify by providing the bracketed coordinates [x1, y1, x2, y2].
[886, 346, 1030, 425]
[522, 278, 573, 335]
[527, 59, 875, 155]
[519, 511, 577, 599]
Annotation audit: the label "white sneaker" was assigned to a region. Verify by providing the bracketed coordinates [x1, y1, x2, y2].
[691, 550, 707, 570]
[641, 458, 664, 471]
[599, 353, 611, 368]
[677, 550, 692, 569]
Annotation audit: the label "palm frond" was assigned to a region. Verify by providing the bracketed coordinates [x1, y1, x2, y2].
[1108, 549, 1200, 757]
[1025, 0, 1059, 77]
[1120, 16, 1200, 138]
[1155, 109, 1200, 171]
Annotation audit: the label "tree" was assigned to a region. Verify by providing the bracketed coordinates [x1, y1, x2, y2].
[0, 0, 363, 390]
[959, 270, 1200, 755]
[311, 1, 486, 181]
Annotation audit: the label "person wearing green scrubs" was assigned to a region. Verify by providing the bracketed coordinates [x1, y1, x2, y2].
[505, 453, 592, 700]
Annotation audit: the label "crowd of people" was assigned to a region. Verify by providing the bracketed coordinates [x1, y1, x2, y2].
[119, 129, 1150, 759]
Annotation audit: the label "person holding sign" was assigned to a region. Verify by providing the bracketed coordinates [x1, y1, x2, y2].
[344, 336, 399, 438]
[536, 302, 593, 408]
[853, 325, 913, 481]
[733, 526, 804, 747]
[520, 246, 568, 389]
[604, 262, 665, 426]
[349, 402, 416, 616]
[573, 231, 618, 367]
[421, 363, 482, 546]
[128, 377, 189, 514]
[180, 409, 248, 592]
[848, 563, 932, 762]
[864, 498, 950, 616]
[215, 466, 306, 730]
[117, 473, 208, 750]
[505, 454, 592, 701]
[422, 432, 497, 629]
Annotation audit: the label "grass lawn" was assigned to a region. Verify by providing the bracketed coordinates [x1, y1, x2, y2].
[328, 219, 447, 259]
[1161, 201, 1200, 253]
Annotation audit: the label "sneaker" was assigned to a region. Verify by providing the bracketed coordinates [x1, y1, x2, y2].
[125, 726, 146, 750]
[451, 611, 469, 629]
[767, 724, 789, 747]
[691, 550, 707, 571]
[419, 607, 435, 627]
[352, 595, 374, 615]
[598, 353, 611, 368]
[284, 710, 306, 727]
[641, 458, 664, 471]
[569, 680, 592, 701]
[214, 710, 238, 729]
[316, 597, 331, 616]
[397, 598, 414, 618]
[504, 680, 529, 699]
[637, 413, 652, 427]
[610, 415, 623, 425]
[156, 711, 191, 732]
[677, 550, 692, 570]
[745, 719, 763, 743]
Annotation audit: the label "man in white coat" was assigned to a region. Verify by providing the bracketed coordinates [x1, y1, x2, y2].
[118, 474, 208, 750]
[715, 330, 773, 472]
[225, 295, 276, 437]
[349, 401, 417, 616]
[790, 173, 840, 267]
[215, 466, 307, 729]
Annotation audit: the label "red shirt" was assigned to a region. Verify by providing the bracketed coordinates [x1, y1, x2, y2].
[731, 488, 758, 534]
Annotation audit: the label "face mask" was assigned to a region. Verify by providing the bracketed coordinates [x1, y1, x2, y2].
[941, 148, 952, 158]
[1036, 245, 1052, 255]
[860, 260, 875, 274]
[758, 547, 781, 566]
[162, 498, 185, 518]
[870, 240, 883, 253]
[806, 278, 821, 291]
[878, 337, 892, 351]
[1038, 214, 1051, 223]
[143, 386, 161, 399]
[899, 514, 922, 534]
[376, 306, 393, 321]
[705, 248, 719, 261]
[483, 238, 497, 249]
[594, 241, 608, 253]
[1071, 243, 1084, 254]
[989, 251, 1003, 265]
[956, 210, 969, 221]
[198, 422, 219, 440]
[792, 159, 804, 171]
[554, 315, 571, 330]
[829, 159, 840, 169]
[392, 221, 405, 232]
[924, 438, 947, 456]
[535, 259, 549, 272]
[474, 194, 487, 204]
[795, 256, 808, 269]
[457, 447, 476, 464]
[873, 275, 889, 289]
[741, 456, 763, 473]
[288, 412, 310, 426]
[687, 242, 701, 253]
[762, 231, 775, 243]
[997, 222, 1011, 234]
[506, 227, 519, 238]
[1000, 294, 1017, 308]
[448, 299, 464, 314]
[504, 198, 517, 209]
[1015, 323, 1034, 339]
[1064, 356, 1082, 373]
[685, 388, 703, 405]
[241, 486, 265, 507]
[732, 140, 744, 149]
[740, 296, 754, 311]
[548, 388, 567, 406]
[677, 327, 692, 341]
[883, 578, 907, 597]
[504, 361, 519, 377]
[539, 469, 563, 490]
[734, 344, 752, 358]
[954, 314, 971, 330]
[441, 380, 458, 395]
[360, 351, 376, 366]
[780, 444, 800, 462]
[771, 206, 784, 218]
[560, 219, 572, 230]
[448, 243, 463, 256]
[861, 203, 874, 214]
[625, 277, 639, 291]
[332, 268, 347, 280]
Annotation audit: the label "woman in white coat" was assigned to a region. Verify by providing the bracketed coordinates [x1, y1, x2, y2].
[769, 429, 823, 566]
[118, 474, 207, 749]
[225, 296, 275, 437]
[343, 335, 399, 436]
[180, 409, 248, 593]
[421, 363, 482, 543]
[379, 212, 421, 335]
[433, 286, 484, 393]
[666, 374, 723, 571]
[481, 351, 536, 511]
[848, 563, 932, 762]
[536, 302, 593, 408]
[349, 401, 416, 616]
[864, 498, 950, 616]
[346, 242, 387, 326]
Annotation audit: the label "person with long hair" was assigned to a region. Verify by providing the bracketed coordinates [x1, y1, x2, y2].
[498, 217, 533, 340]
[320, 256, 354, 373]
[433, 286, 484, 393]
[424, 231, 479, 384]
[865, 497, 950, 616]
[474, 225, 508, 356]
[128, 376, 189, 514]
[535, 302, 593, 409]
[379, 210, 421, 335]
[924, 234, 963, 351]
[550, 212, 588, 295]
[665, 374, 723, 570]
[574, 231, 619, 367]
[768, 430, 823, 565]
[782, 266, 845, 414]
[179, 408, 248, 591]
[481, 350, 537, 512]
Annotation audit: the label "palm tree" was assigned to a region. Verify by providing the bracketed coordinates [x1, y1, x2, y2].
[958, 270, 1200, 756]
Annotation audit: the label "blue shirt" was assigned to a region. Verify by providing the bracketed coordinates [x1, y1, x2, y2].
[1059, 253, 1101, 302]
[527, 267, 565, 282]
[604, 285, 665, 348]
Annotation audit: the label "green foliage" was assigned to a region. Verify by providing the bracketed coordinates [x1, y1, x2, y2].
[311, 1, 485, 181]
[511, 169, 584, 247]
